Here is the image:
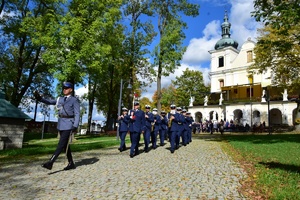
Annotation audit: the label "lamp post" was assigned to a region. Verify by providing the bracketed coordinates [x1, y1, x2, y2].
[263, 87, 271, 135]
[117, 79, 132, 140]
[248, 72, 253, 127]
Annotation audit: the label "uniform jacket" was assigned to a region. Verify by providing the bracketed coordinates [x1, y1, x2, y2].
[168, 112, 185, 132]
[144, 111, 154, 130]
[40, 96, 80, 131]
[128, 109, 145, 133]
[119, 115, 130, 132]
[160, 115, 168, 130]
[184, 116, 193, 130]
[153, 114, 161, 131]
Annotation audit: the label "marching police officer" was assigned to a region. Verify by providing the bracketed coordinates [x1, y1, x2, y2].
[159, 110, 168, 146]
[128, 101, 145, 158]
[34, 82, 80, 170]
[143, 105, 154, 152]
[168, 105, 184, 153]
[175, 107, 185, 149]
[151, 108, 161, 149]
[181, 109, 188, 146]
[118, 107, 130, 152]
[186, 112, 194, 143]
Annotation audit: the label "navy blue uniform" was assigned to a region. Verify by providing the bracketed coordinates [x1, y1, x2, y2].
[129, 109, 145, 156]
[169, 112, 185, 152]
[118, 114, 130, 151]
[144, 111, 154, 152]
[159, 115, 168, 145]
[151, 114, 161, 149]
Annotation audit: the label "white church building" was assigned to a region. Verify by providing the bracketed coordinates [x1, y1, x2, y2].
[188, 12, 297, 129]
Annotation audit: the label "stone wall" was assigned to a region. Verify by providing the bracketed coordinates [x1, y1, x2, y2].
[0, 118, 25, 150]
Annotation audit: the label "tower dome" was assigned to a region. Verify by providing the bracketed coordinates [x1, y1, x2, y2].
[214, 11, 238, 50]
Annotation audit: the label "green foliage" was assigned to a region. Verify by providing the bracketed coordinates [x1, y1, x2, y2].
[0, 0, 60, 107]
[172, 68, 209, 107]
[150, 0, 199, 111]
[0, 133, 125, 163]
[251, 1, 300, 92]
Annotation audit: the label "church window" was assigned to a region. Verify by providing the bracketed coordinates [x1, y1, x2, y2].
[247, 51, 253, 63]
[218, 56, 224, 67]
[219, 79, 224, 88]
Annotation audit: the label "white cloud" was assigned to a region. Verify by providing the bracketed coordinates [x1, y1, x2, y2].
[229, 0, 261, 45]
[183, 20, 220, 64]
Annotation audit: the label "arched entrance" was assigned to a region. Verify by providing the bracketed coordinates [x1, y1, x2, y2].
[195, 112, 203, 123]
[292, 108, 297, 125]
[233, 109, 243, 125]
[209, 111, 218, 121]
[270, 108, 282, 125]
[253, 110, 261, 125]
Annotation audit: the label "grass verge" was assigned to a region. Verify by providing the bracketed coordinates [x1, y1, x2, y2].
[221, 133, 300, 200]
[0, 132, 129, 164]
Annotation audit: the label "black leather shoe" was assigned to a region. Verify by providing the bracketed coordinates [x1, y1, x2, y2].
[171, 150, 175, 154]
[64, 162, 76, 170]
[42, 161, 53, 170]
[130, 154, 134, 158]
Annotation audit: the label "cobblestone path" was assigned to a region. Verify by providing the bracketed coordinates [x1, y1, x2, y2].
[0, 136, 247, 200]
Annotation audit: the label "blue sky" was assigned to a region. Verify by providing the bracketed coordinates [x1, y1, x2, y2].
[29, 0, 261, 124]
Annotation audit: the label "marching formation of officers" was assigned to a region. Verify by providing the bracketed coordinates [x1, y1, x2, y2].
[117, 101, 194, 158]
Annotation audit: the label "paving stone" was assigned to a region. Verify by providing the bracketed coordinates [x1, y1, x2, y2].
[0, 135, 247, 199]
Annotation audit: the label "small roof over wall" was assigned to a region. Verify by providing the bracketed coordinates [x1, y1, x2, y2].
[0, 89, 31, 119]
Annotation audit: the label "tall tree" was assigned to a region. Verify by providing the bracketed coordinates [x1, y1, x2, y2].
[150, 0, 199, 113]
[251, 0, 300, 91]
[122, 0, 156, 106]
[172, 68, 209, 107]
[42, 0, 124, 132]
[0, 0, 62, 107]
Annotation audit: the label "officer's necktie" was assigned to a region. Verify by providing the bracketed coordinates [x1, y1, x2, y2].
[64, 97, 67, 102]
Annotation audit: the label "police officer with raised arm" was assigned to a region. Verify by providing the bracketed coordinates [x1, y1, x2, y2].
[128, 101, 145, 158]
[34, 82, 80, 170]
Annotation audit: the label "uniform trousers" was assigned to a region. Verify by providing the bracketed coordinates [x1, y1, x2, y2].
[119, 131, 127, 149]
[176, 129, 183, 148]
[159, 129, 166, 145]
[143, 129, 151, 151]
[182, 129, 188, 145]
[188, 128, 192, 142]
[170, 130, 178, 151]
[53, 130, 73, 163]
[151, 130, 159, 148]
[130, 132, 140, 155]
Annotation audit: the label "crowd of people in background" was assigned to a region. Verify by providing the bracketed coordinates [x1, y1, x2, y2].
[192, 119, 266, 134]
[117, 101, 268, 158]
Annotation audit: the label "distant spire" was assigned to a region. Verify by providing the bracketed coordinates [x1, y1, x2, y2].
[214, 10, 238, 50]
[221, 10, 231, 38]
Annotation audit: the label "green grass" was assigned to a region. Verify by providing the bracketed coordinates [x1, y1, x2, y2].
[221, 134, 300, 199]
[0, 132, 129, 164]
